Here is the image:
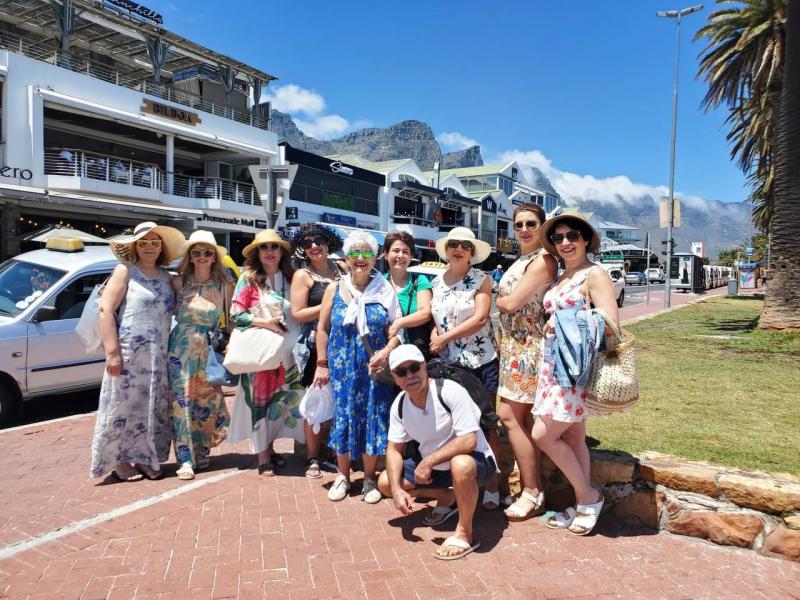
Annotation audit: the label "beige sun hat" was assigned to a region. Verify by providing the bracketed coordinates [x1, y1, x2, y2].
[179, 230, 227, 263]
[109, 221, 185, 263]
[540, 213, 601, 256]
[241, 229, 290, 260]
[435, 227, 492, 265]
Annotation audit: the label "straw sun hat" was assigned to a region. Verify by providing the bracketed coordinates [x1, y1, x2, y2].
[435, 227, 492, 265]
[178, 230, 227, 263]
[540, 213, 601, 256]
[110, 221, 185, 263]
[241, 229, 290, 260]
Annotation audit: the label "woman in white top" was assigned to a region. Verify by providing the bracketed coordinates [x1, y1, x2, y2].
[429, 227, 501, 509]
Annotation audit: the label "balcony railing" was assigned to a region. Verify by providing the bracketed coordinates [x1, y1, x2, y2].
[0, 31, 269, 130]
[44, 149, 260, 206]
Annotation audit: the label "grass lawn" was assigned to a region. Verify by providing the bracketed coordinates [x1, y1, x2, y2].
[585, 295, 800, 476]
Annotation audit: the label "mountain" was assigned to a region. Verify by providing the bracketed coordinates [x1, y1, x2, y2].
[269, 110, 482, 169]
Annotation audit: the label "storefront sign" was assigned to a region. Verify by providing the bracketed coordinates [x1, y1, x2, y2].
[141, 99, 201, 126]
[482, 195, 497, 214]
[105, 0, 163, 24]
[329, 161, 354, 176]
[0, 165, 33, 181]
[321, 212, 357, 227]
[199, 213, 266, 229]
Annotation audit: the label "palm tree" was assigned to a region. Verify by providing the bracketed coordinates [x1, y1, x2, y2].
[759, 0, 800, 330]
[695, 0, 786, 229]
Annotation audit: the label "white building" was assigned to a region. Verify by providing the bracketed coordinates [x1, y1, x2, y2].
[0, 0, 281, 260]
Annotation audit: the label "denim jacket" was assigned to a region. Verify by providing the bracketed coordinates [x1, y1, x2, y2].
[552, 307, 606, 388]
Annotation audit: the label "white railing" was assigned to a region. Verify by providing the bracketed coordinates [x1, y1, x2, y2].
[44, 149, 259, 205]
[0, 31, 269, 130]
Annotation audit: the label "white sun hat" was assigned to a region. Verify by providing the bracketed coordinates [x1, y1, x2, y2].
[435, 227, 492, 265]
[179, 230, 227, 263]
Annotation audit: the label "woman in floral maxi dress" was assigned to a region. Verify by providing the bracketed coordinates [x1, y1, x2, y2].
[169, 230, 234, 481]
[227, 230, 304, 476]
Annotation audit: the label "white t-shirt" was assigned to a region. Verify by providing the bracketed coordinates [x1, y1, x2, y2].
[388, 379, 495, 471]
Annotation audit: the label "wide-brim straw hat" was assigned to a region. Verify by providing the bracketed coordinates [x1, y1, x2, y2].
[241, 229, 290, 260]
[110, 221, 185, 263]
[435, 227, 492, 265]
[179, 230, 227, 263]
[540, 213, 601, 256]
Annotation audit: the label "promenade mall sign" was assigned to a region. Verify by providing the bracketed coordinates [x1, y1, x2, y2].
[141, 99, 201, 126]
[199, 213, 266, 231]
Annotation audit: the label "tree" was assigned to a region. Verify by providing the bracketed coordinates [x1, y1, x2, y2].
[759, 0, 800, 330]
[695, 1, 786, 230]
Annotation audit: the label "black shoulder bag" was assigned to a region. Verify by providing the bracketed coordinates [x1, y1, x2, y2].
[403, 274, 433, 361]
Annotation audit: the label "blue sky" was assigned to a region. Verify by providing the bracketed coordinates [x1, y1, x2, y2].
[147, 0, 745, 205]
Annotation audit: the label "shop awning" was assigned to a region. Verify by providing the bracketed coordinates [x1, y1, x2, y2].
[391, 180, 442, 197]
[46, 191, 202, 220]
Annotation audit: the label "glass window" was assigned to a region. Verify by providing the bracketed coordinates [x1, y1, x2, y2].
[0, 260, 67, 317]
[54, 273, 109, 320]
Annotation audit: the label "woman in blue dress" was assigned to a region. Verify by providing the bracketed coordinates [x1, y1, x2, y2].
[313, 231, 403, 504]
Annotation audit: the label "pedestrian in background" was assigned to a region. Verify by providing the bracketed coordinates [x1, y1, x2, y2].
[168, 230, 234, 481]
[227, 230, 303, 476]
[314, 231, 403, 504]
[533, 214, 618, 536]
[429, 227, 501, 510]
[289, 224, 345, 478]
[495, 204, 556, 521]
[91, 222, 184, 482]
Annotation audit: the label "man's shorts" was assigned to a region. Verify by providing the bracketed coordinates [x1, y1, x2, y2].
[402, 451, 496, 489]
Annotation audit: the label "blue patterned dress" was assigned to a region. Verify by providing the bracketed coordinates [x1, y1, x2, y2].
[91, 265, 174, 477]
[327, 288, 393, 457]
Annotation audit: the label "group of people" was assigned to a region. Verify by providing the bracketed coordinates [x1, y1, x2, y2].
[89, 204, 620, 560]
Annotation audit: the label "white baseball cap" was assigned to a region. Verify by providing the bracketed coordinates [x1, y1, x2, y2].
[389, 344, 425, 370]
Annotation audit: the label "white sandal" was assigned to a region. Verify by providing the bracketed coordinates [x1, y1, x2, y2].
[568, 495, 605, 536]
[546, 506, 577, 529]
[505, 490, 545, 522]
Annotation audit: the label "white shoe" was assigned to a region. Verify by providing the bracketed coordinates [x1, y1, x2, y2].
[362, 477, 382, 504]
[176, 462, 195, 481]
[327, 474, 350, 502]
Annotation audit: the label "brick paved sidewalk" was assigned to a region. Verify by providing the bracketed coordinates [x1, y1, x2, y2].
[1, 412, 798, 599]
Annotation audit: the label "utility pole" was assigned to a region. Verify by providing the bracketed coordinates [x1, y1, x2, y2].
[645, 232, 651, 304]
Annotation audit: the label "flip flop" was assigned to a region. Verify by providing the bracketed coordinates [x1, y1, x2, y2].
[433, 536, 480, 561]
[482, 490, 500, 511]
[423, 503, 458, 526]
[305, 458, 323, 479]
[111, 469, 144, 482]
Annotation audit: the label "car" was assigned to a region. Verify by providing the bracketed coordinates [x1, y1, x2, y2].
[625, 271, 647, 285]
[0, 238, 118, 425]
[600, 265, 626, 307]
[407, 261, 448, 279]
[646, 267, 665, 283]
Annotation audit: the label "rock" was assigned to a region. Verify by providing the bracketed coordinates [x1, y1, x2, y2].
[639, 459, 720, 498]
[718, 474, 800, 514]
[760, 526, 800, 561]
[441, 145, 484, 169]
[612, 489, 661, 529]
[785, 515, 800, 530]
[590, 452, 636, 484]
[665, 510, 763, 548]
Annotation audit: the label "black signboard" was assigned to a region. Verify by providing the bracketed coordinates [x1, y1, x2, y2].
[281, 143, 385, 186]
[482, 194, 498, 214]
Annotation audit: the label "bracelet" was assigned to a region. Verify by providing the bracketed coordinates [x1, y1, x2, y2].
[316, 359, 329, 368]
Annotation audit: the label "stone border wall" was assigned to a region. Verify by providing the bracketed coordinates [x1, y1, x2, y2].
[509, 450, 800, 562]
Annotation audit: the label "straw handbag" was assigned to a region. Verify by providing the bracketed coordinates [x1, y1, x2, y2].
[583, 271, 639, 414]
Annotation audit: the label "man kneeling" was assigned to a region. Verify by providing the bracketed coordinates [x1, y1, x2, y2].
[378, 345, 497, 560]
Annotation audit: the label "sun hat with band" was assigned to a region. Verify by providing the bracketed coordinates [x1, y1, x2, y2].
[434, 226, 492, 265]
[241, 229, 290, 260]
[540, 213, 601, 257]
[110, 221, 185, 263]
[389, 344, 426, 371]
[179, 230, 227, 263]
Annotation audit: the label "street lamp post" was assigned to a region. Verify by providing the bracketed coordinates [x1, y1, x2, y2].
[657, 4, 703, 308]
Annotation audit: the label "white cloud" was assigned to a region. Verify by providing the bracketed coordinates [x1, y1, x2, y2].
[264, 84, 326, 116]
[496, 149, 712, 212]
[437, 131, 479, 150]
[294, 115, 351, 139]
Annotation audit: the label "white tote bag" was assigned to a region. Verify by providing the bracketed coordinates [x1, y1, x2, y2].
[74, 282, 105, 354]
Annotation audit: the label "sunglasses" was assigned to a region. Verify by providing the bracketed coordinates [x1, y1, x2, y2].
[392, 362, 422, 378]
[259, 243, 282, 252]
[445, 240, 475, 251]
[190, 248, 216, 258]
[348, 250, 375, 260]
[514, 220, 540, 230]
[300, 236, 327, 250]
[550, 231, 582, 244]
[136, 239, 162, 248]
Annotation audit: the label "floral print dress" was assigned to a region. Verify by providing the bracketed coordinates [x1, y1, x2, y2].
[533, 269, 592, 423]
[497, 249, 551, 404]
[327, 286, 394, 457]
[227, 271, 305, 454]
[430, 267, 497, 369]
[168, 276, 232, 468]
[90, 265, 174, 477]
